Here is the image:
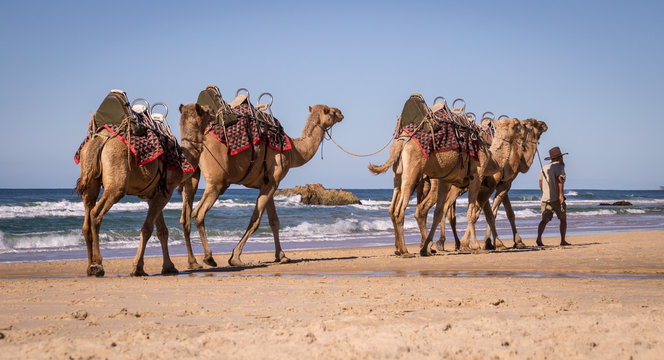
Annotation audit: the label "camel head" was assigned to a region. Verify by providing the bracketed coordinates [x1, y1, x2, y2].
[478, 117, 522, 176]
[492, 117, 523, 143]
[518, 118, 548, 173]
[307, 105, 344, 133]
[178, 103, 215, 162]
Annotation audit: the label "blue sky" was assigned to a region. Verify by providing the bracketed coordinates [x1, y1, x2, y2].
[0, 0, 662, 189]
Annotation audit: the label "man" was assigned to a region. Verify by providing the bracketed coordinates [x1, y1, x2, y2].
[536, 146, 570, 246]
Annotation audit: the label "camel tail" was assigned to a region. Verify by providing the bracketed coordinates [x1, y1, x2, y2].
[74, 136, 105, 196]
[368, 138, 405, 175]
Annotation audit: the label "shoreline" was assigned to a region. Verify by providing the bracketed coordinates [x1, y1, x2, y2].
[1, 230, 663, 358]
[1, 230, 663, 278]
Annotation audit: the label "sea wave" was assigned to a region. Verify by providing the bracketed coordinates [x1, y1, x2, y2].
[2, 231, 82, 250]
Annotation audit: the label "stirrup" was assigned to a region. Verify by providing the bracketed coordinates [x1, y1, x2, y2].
[131, 98, 150, 114]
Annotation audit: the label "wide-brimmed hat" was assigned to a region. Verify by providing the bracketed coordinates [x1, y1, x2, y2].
[545, 146, 568, 160]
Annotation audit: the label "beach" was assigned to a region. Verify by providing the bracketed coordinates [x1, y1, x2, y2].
[1, 230, 663, 359]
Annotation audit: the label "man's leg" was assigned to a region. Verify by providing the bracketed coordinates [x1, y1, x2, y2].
[555, 201, 570, 246]
[560, 218, 569, 245]
[536, 217, 550, 246]
[537, 202, 553, 246]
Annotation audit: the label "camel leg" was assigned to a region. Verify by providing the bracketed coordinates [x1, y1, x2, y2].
[482, 195, 500, 245]
[81, 178, 101, 273]
[266, 197, 289, 263]
[180, 169, 202, 269]
[229, 186, 277, 267]
[388, 172, 406, 256]
[415, 178, 436, 249]
[502, 196, 526, 248]
[131, 194, 170, 277]
[391, 169, 420, 257]
[88, 189, 125, 277]
[459, 179, 483, 252]
[482, 200, 506, 250]
[449, 201, 461, 250]
[435, 184, 457, 252]
[192, 182, 229, 268]
[421, 183, 448, 256]
[156, 211, 178, 275]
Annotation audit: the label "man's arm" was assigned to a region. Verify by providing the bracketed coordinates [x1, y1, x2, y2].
[557, 175, 564, 203]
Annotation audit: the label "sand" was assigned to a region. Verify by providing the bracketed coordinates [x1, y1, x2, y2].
[0, 230, 663, 359]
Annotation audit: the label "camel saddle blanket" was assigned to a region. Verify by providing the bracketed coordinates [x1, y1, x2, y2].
[206, 102, 292, 156]
[400, 120, 482, 161]
[74, 125, 194, 173]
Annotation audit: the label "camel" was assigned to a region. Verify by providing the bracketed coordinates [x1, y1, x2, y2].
[416, 118, 548, 251]
[369, 116, 522, 256]
[180, 104, 344, 268]
[74, 103, 213, 277]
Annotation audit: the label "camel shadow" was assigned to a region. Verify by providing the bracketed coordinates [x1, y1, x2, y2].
[425, 241, 601, 257]
[177, 255, 360, 276]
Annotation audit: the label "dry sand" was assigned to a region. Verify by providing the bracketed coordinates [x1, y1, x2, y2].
[1, 231, 663, 359]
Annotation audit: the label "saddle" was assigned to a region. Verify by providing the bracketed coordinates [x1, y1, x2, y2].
[75, 90, 192, 173]
[200, 86, 291, 156]
[398, 94, 484, 160]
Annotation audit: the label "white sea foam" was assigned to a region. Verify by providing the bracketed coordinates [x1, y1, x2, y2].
[7, 232, 82, 250]
[274, 194, 303, 205]
[565, 191, 579, 196]
[626, 209, 646, 214]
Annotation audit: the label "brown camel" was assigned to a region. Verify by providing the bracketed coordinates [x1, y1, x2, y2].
[75, 104, 213, 277]
[180, 104, 344, 268]
[369, 117, 522, 256]
[417, 118, 547, 251]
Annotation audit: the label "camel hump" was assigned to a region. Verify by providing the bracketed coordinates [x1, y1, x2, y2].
[196, 85, 236, 126]
[400, 94, 441, 133]
[93, 90, 132, 130]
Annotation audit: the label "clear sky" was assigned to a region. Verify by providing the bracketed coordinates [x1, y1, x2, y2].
[1, 0, 662, 190]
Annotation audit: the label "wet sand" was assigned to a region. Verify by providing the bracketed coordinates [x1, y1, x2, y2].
[0, 231, 663, 359]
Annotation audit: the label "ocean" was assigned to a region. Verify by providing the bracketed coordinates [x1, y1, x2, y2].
[0, 188, 663, 264]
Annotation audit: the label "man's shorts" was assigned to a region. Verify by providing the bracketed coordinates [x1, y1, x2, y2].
[541, 200, 566, 221]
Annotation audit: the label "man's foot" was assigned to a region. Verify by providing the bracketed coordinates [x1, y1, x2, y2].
[560, 241, 571, 246]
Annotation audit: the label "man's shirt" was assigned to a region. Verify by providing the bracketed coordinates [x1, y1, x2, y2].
[539, 161, 566, 202]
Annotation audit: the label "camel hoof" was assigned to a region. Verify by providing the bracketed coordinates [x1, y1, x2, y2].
[495, 244, 508, 251]
[278, 256, 291, 264]
[228, 257, 245, 267]
[394, 249, 415, 258]
[162, 266, 179, 276]
[536, 241, 545, 247]
[88, 265, 105, 278]
[188, 262, 204, 270]
[484, 239, 495, 250]
[458, 246, 471, 253]
[203, 257, 218, 268]
[419, 248, 432, 257]
[434, 240, 445, 252]
[130, 269, 149, 277]
[514, 242, 527, 249]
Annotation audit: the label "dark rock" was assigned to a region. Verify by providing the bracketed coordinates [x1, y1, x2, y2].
[275, 184, 361, 205]
[599, 201, 632, 206]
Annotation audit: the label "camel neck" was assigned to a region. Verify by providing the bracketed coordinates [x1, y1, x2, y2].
[180, 139, 204, 170]
[289, 116, 326, 168]
[519, 137, 539, 173]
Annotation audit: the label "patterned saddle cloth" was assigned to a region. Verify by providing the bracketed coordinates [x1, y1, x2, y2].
[74, 115, 194, 173]
[206, 102, 292, 156]
[400, 107, 483, 160]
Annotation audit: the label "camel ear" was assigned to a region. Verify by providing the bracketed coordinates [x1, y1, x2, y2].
[323, 106, 330, 115]
[195, 103, 203, 116]
[308, 106, 313, 113]
[179, 104, 184, 113]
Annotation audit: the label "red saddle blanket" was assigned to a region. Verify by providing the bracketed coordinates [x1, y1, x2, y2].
[401, 119, 482, 161]
[74, 125, 194, 173]
[206, 102, 292, 156]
